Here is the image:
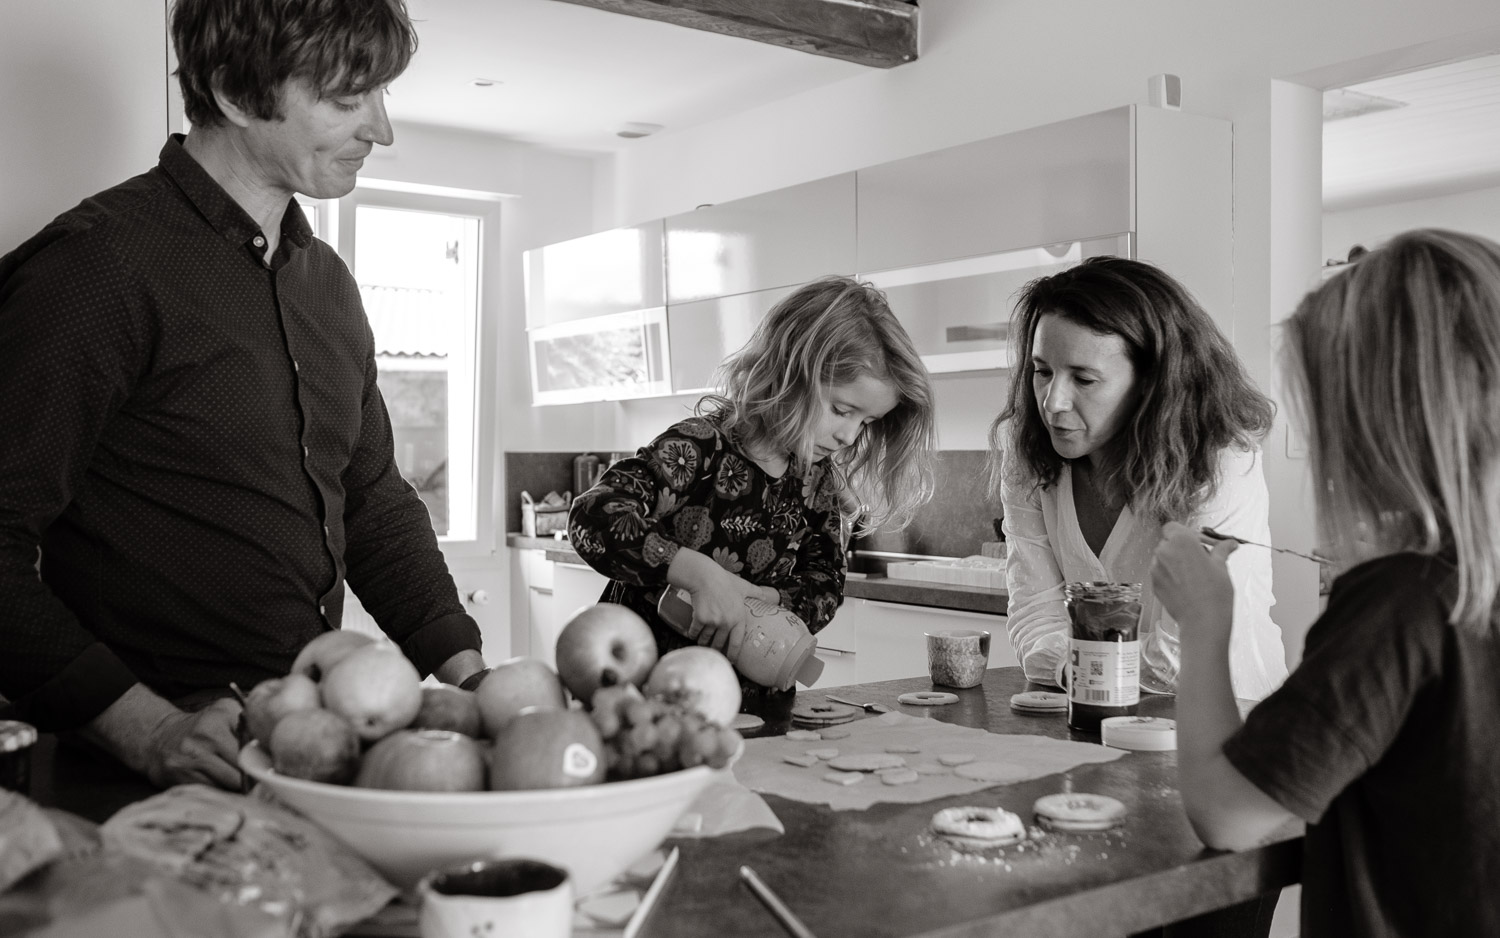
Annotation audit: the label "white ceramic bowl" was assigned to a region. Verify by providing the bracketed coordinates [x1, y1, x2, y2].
[239, 742, 722, 893]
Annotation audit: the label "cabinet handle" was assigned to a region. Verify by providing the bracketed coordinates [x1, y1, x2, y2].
[815, 647, 846, 658]
[465, 589, 490, 606]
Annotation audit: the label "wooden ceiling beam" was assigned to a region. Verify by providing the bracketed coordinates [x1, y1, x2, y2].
[547, 0, 919, 69]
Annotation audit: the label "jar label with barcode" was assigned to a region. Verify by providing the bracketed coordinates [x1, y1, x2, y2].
[1069, 638, 1141, 707]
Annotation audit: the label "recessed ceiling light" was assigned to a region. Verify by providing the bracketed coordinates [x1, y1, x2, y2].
[617, 122, 664, 139]
[470, 78, 502, 88]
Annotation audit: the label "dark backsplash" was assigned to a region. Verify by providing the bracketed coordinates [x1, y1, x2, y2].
[505, 449, 1000, 558]
[852, 450, 999, 559]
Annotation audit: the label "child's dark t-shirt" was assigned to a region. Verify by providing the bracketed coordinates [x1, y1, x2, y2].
[1223, 552, 1500, 937]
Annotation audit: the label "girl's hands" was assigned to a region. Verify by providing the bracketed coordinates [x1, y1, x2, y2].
[1151, 521, 1238, 637]
[669, 548, 780, 662]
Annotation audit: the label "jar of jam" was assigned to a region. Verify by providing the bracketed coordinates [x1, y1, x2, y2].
[0, 720, 38, 793]
[1064, 582, 1142, 734]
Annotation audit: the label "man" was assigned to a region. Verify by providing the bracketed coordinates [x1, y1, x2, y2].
[0, 0, 488, 791]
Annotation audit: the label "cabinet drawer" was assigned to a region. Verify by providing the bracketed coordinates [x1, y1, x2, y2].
[815, 600, 861, 652]
[806, 647, 858, 690]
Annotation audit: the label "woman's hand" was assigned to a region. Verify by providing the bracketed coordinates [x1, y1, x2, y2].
[1151, 521, 1238, 637]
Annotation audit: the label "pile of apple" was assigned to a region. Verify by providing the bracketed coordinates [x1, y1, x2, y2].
[242, 603, 743, 793]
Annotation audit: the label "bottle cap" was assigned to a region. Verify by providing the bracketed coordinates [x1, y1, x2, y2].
[794, 647, 825, 687]
[1101, 716, 1177, 751]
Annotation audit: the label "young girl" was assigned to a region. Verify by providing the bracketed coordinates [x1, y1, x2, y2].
[569, 276, 936, 719]
[1153, 229, 1500, 936]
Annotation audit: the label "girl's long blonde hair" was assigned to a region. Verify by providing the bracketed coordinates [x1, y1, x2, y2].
[1284, 228, 1500, 632]
[699, 276, 936, 532]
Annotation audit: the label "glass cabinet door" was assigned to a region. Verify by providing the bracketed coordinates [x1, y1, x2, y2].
[528, 307, 672, 405]
[862, 233, 1132, 374]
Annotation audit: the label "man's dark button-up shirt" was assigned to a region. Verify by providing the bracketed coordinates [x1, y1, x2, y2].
[0, 136, 480, 729]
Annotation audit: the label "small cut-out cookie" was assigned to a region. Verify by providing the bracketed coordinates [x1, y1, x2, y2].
[785, 729, 822, 741]
[884, 745, 922, 754]
[805, 748, 840, 760]
[937, 753, 975, 766]
[880, 768, 920, 786]
[827, 753, 907, 772]
[911, 762, 949, 776]
[1009, 691, 1068, 714]
[783, 753, 819, 767]
[817, 728, 850, 740]
[823, 771, 864, 786]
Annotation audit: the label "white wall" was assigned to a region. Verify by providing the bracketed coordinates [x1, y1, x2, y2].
[0, 0, 169, 254]
[1323, 183, 1500, 261]
[592, 0, 1500, 644]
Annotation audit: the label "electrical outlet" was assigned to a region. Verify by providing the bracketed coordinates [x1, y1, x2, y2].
[1286, 424, 1308, 459]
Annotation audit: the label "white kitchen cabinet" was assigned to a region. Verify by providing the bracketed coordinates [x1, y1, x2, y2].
[523, 221, 665, 328]
[804, 597, 1011, 686]
[665, 286, 787, 394]
[851, 599, 1012, 684]
[857, 105, 1234, 339]
[665, 173, 855, 304]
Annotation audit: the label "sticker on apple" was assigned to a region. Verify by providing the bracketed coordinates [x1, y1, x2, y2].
[563, 743, 600, 779]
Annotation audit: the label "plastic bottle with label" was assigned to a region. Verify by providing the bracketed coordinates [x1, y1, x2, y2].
[1063, 581, 1142, 734]
[656, 587, 824, 691]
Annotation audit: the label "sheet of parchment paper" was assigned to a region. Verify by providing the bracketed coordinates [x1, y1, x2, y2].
[732, 712, 1125, 811]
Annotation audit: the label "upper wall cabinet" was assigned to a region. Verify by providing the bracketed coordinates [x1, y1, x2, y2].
[524, 220, 665, 328]
[666, 174, 856, 304]
[856, 108, 1133, 272]
[856, 105, 1234, 341]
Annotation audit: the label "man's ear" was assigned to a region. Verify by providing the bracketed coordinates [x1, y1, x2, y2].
[209, 68, 255, 129]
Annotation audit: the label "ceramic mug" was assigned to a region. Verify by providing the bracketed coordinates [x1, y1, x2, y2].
[418, 857, 573, 938]
[926, 629, 990, 689]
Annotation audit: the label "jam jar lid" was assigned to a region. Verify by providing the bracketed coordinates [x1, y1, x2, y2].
[0, 721, 38, 753]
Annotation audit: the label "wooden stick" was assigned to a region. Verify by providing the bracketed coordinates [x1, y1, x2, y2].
[739, 866, 819, 938]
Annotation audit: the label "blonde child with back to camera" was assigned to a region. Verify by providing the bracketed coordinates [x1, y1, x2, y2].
[568, 276, 937, 722]
[1152, 229, 1500, 937]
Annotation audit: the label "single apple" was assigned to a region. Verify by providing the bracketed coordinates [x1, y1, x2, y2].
[354, 729, 486, 791]
[473, 657, 567, 738]
[290, 629, 375, 681]
[555, 603, 658, 707]
[269, 708, 361, 784]
[242, 673, 321, 749]
[319, 643, 423, 741]
[642, 646, 742, 727]
[488, 708, 606, 790]
[409, 685, 484, 737]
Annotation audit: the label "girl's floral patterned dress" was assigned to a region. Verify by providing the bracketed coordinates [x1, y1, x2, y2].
[568, 412, 846, 718]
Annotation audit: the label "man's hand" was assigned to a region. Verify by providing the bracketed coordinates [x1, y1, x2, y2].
[84, 684, 244, 791]
[141, 698, 245, 789]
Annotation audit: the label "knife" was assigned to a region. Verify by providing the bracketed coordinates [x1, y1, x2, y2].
[1200, 526, 1331, 565]
[825, 694, 890, 714]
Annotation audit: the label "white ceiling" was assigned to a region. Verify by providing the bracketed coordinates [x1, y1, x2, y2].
[1323, 52, 1500, 211]
[385, 3, 1500, 209]
[387, 0, 868, 153]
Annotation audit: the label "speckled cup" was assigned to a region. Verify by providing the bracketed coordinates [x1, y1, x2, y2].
[926, 630, 990, 689]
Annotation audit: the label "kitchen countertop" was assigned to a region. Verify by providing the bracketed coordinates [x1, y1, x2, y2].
[650, 668, 1302, 938]
[23, 669, 1300, 938]
[507, 533, 1008, 615]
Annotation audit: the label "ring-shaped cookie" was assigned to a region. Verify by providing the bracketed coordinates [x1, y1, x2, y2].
[1032, 792, 1128, 832]
[898, 691, 959, 707]
[930, 806, 1026, 849]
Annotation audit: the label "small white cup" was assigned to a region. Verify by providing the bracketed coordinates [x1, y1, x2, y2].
[418, 857, 573, 938]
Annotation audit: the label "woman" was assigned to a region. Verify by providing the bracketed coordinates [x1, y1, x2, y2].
[991, 256, 1286, 700]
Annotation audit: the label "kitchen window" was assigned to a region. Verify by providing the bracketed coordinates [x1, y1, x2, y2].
[299, 189, 501, 555]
